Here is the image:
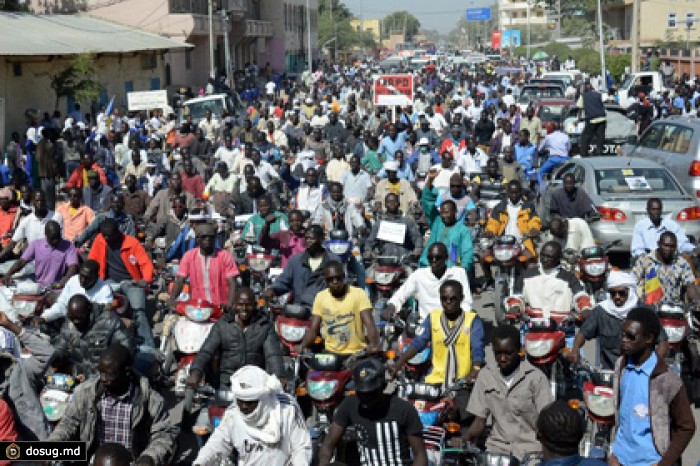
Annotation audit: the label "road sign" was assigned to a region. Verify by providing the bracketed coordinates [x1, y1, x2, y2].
[373, 74, 414, 106]
[466, 7, 491, 21]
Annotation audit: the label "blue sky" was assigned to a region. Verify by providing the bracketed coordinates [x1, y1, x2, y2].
[340, 0, 495, 34]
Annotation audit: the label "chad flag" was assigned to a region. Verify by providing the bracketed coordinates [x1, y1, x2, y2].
[645, 268, 664, 304]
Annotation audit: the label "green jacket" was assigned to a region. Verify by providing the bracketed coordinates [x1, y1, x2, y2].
[242, 212, 289, 242]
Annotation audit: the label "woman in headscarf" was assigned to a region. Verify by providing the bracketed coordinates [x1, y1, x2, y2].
[567, 270, 668, 369]
[193, 366, 312, 466]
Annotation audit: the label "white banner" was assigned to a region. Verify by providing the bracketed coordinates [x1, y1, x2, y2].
[127, 90, 168, 111]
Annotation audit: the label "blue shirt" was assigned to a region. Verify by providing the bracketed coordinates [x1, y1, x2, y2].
[539, 131, 571, 157]
[377, 163, 415, 182]
[630, 217, 695, 257]
[409, 312, 485, 364]
[378, 132, 407, 161]
[514, 142, 537, 173]
[611, 352, 662, 465]
[542, 456, 606, 466]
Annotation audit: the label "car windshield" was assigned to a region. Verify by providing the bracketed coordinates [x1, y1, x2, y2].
[538, 104, 568, 124]
[595, 167, 685, 199]
[184, 99, 225, 121]
[520, 87, 563, 100]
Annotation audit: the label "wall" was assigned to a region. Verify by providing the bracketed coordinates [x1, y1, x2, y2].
[1, 53, 164, 146]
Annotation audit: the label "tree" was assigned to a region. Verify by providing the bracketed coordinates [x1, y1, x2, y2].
[50, 53, 102, 111]
[382, 11, 421, 42]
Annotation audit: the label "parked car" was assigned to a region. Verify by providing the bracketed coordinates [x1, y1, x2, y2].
[541, 157, 700, 251]
[622, 116, 700, 204]
[563, 105, 637, 156]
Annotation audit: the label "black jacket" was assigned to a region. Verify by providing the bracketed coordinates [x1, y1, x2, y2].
[52, 305, 135, 379]
[190, 312, 284, 389]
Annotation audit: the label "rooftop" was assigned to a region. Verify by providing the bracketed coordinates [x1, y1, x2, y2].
[0, 12, 192, 56]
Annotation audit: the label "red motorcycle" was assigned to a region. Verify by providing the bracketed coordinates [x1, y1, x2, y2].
[481, 235, 531, 325]
[275, 304, 312, 395]
[523, 307, 577, 399]
[575, 360, 615, 460]
[656, 303, 698, 399]
[367, 255, 410, 314]
[395, 314, 432, 381]
[562, 240, 622, 303]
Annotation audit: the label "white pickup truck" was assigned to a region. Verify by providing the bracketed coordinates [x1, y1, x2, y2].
[617, 71, 669, 108]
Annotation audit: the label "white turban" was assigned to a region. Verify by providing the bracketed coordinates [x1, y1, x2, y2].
[601, 270, 639, 319]
[230, 366, 283, 443]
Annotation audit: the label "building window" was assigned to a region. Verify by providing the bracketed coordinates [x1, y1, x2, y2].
[669, 13, 677, 28]
[687, 12, 695, 27]
[185, 49, 192, 70]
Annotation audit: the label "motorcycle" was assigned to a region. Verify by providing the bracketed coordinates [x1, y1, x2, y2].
[302, 350, 368, 464]
[395, 377, 474, 465]
[394, 314, 432, 382]
[187, 384, 235, 466]
[522, 307, 578, 400]
[482, 235, 530, 325]
[366, 254, 411, 317]
[562, 240, 622, 303]
[160, 298, 223, 395]
[40, 372, 77, 429]
[453, 444, 530, 466]
[324, 229, 361, 279]
[275, 304, 313, 395]
[245, 248, 277, 296]
[574, 359, 615, 460]
[656, 302, 699, 399]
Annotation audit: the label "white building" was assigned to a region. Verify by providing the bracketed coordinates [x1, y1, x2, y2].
[498, 0, 549, 31]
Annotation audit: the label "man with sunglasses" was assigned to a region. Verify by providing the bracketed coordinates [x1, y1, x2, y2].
[568, 271, 669, 370]
[293, 261, 380, 356]
[389, 280, 484, 426]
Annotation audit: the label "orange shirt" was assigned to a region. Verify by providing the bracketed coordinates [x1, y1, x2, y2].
[0, 207, 16, 246]
[56, 203, 95, 241]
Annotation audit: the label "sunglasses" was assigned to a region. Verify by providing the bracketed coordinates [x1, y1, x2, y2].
[427, 254, 444, 261]
[608, 289, 629, 297]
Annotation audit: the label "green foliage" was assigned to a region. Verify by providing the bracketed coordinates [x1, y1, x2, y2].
[50, 53, 102, 111]
[382, 11, 421, 42]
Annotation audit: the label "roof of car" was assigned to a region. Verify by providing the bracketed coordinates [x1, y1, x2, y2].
[659, 115, 700, 126]
[574, 156, 664, 169]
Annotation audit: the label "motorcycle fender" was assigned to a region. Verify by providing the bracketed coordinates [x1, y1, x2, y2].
[173, 319, 214, 354]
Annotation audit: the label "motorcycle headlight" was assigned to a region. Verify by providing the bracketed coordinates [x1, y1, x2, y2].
[308, 380, 338, 401]
[279, 323, 306, 343]
[327, 242, 351, 255]
[663, 325, 687, 344]
[40, 389, 72, 422]
[375, 272, 397, 285]
[248, 256, 272, 272]
[185, 305, 213, 323]
[494, 248, 514, 262]
[525, 339, 553, 358]
[584, 261, 607, 277]
[584, 391, 615, 418]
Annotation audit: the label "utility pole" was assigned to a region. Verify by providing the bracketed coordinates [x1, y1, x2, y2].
[360, 0, 365, 56]
[306, 0, 312, 72]
[527, 0, 531, 60]
[631, 0, 640, 72]
[208, 0, 215, 78]
[221, 9, 232, 86]
[597, 0, 607, 93]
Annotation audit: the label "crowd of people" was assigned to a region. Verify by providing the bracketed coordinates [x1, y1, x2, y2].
[0, 51, 697, 465]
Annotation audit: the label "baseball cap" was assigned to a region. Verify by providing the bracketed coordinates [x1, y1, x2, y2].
[353, 358, 386, 392]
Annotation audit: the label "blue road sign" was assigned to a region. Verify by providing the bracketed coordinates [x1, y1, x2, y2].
[501, 29, 521, 48]
[466, 7, 492, 21]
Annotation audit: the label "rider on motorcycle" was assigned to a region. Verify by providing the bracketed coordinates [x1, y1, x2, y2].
[389, 280, 484, 424]
[507, 241, 593, 323]
[480, 180, 541, 289]
[293, 261, 380, 356]
[541, 215, 596, 258]
[364, 193, 423, 262]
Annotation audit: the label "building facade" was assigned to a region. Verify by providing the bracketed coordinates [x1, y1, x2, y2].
[27, 0, 318, 89]
[498, 0, 548, 31]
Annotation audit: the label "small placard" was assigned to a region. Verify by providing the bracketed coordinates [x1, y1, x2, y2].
[377, 221, 407, 244]
[624, 176, 651, 190]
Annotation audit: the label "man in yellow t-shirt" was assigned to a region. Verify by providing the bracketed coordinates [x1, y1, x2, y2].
[294, 261, 380, 355]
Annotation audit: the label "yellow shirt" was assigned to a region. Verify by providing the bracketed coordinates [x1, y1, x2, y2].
[312, 286, 371, 355]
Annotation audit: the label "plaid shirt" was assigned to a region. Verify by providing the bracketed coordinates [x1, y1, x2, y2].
[99, 387, 133, 453]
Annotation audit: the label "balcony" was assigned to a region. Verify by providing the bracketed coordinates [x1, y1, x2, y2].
[169, 0, 246, 19]
[244, 19, 273, 38]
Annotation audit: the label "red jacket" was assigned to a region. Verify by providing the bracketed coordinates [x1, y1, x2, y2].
[66, 163, 108, 188]
[181, 172, 205, 199]
[88, 233, 154, 283]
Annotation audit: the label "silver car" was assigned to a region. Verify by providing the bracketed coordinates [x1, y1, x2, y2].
[546, 157, 700, 251]
[622, 116, 700, 206]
